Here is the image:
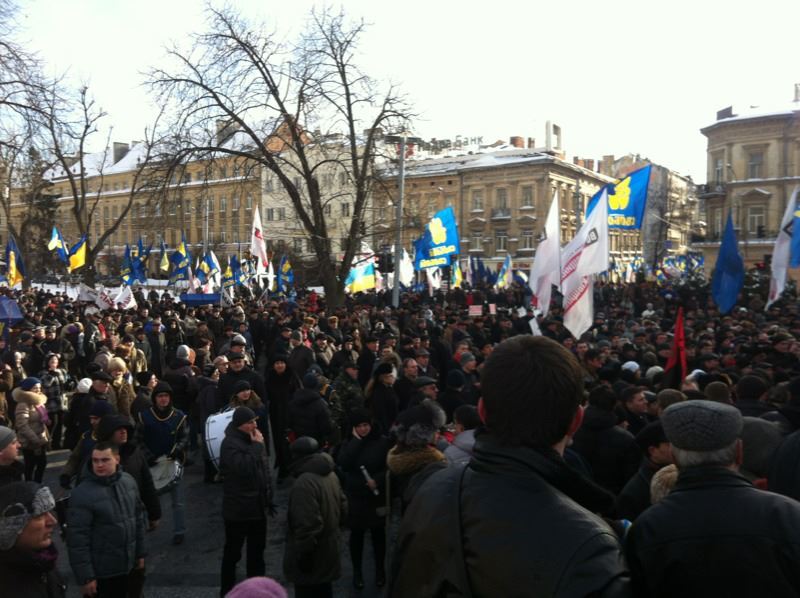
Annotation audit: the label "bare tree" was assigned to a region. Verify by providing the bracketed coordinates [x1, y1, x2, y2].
[149, 6, 412, 306]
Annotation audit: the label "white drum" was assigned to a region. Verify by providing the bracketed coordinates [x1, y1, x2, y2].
[205, 408, 233, 470]
[150, 456, 183, 495]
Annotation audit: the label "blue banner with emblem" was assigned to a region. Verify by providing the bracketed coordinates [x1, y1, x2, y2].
[585, 165, 651, 229]
[413, 206, 460, 270]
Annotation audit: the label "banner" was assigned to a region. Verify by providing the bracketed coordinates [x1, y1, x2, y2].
[414, 206, 460, 269]
[585, 165, 651, 229]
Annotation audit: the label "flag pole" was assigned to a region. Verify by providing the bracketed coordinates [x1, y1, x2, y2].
[392, 135, 406, 309]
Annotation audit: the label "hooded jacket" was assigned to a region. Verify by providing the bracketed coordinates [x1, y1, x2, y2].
[288, 389, 332, 444]
[283, 452, 347, 585]
[219, 423, 273, 521]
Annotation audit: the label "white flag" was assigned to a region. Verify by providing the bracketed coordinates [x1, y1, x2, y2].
[529, 191, 561, 317]
[399, 248, 415, 287]
[767, 186, 799, 310]
[113, 286, 137, 310]
[426, 268, 442, 295]
[266, 258, 276, 292]
[94, 289, 115, 311]
[561, 189, 609, 338]
[209, 250, 222, 289]
[251, 208, 269, 269]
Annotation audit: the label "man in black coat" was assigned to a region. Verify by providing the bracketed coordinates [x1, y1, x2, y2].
[628, 400, 800, 597]
[391, 336, 630, 597]
[288, 374, 333, 446]
[0, 427, 24, 486]
[615, 421, 672, 521]
[219, 407, 273, 597]
[572, 386, 642, 495]
[357, 337, 379, 389]
[287, 331, 315, 379]
[215, 352, 266, 409]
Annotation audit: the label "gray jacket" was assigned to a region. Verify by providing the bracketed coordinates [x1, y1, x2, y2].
[444, 429, 476, 464]
[67, 466, 146, 584]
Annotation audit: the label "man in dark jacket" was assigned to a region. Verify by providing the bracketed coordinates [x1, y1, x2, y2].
[391, 336, 631, 597]
[219, 407, 274, 597]
[287, 331, 315, 379]
[216, 352, 266, 410]
[615, 421, 672, 521]
[357, 336, 379, 389]
[0, 426, 24, 486]
[628, 400, 800, 597]
[572, 386, 642, 495]
[288, 373, 333, 445]
[67, 442, 146, 598]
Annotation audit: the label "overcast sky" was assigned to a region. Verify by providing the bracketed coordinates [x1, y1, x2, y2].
[15, 0, 800, 181]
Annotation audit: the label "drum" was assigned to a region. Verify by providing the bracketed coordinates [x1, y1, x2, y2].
[150, 456, 183, 495]
[205, 408, 233, 470]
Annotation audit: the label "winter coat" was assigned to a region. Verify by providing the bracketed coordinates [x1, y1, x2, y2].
[0, 459, 24, 486]
[390, 433, 629, 598]
[39, 368, 69, 413]
[161, 359, 198, 415]
[96, 414, 161, 523]
[216, 367, 266, 411]
[571, 405, 642, 495]
[330, 372, 364, 433]
[265, 367, 300, 429]
[283, 452, 347, 585]
[386, 445, 447, 513]
[67, 466, 146, 585]
[768, 426, 800, 500]
[288, 389, 333, 444]
[110, 378, 134, 419]
[367, 382, 398, 435]
[627, 466, 800, 597]
[219, 424, 273, 521]
[615, 460, 660, 521]
[13, 388, 50, 453]
[287, 344, 316, 379]
[336, 429, 392, 529]
[0, 545, 66, 598]
[443, 429, 476, 464]
[136, 404, 189, 463]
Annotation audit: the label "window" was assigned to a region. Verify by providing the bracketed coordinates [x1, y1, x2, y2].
[496, 188, 508, 209]
[472, 190, 483, 211]
[713, 208, 723, 237]
[220, 196, 227, 212]
[747, 206, 766, 235]
[266, 208, 274, 221]
[521, 185, 534, 207]
[245, 194, 252, 211]
[471, 234, 482, 249]
[306, 238, 314, 253]
[184, 200, 191, 216]
[264, 177, 274, 192]
[324, 203, 332, 216]
[339, 171, 348, 186]
[748, 152, 763, 179]
[232, 196, 240, 211]
[714, 157, 724, 185]
[170, 230, 177, 245]
[208, 197, 215, 213]
[195, 198, 203, 217]
[233, 164, 240, 177]
[220, 231, 227, 243]
[496, 231, 508, 251]
[277, 207, 286, 220]
[183, 172, 191, 184]
[112, 205, 118, 219]
[341, 202, 350, 217]
[114, 182, 119, 191]
[378, 206, 386, 220]
[522, 229, 534, 249]
[293, 238, 303, 253]
[219, 166, 227, 179]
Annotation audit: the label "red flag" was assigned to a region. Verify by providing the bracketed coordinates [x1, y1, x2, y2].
[663, 307, 687, 389]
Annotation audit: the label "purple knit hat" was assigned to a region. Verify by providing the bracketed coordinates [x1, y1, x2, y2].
[225, 577, 288, 598]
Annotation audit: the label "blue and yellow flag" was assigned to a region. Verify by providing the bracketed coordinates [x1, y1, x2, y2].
[197, 252, 220, 285]
[169, 233, 190, 283]
[496, 254, 512, 289]
[48, 227, 69, 264]
[451, 260, 463, 289]
[221, 258, 235, 290]
[159, 240, 169, 273]
[277, 255, 294, 292]
[67, 235, 87, 273]
[414, 206, 460, 270]
[344, 261, 376, 294]
[121, 244, 134, 285]
[586, 165, 652, 229]
[5, 237, 24, 288]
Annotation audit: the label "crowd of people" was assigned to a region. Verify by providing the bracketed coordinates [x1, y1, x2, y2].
[1, 276, 800, 596]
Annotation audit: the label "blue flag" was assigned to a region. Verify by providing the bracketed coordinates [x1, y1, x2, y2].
[791, 203, 800, 268]
[586, 165, 651, 229]
[121, 244, 134, 286]
[711, 213, 744, 314]
[413, 206, 460, 269]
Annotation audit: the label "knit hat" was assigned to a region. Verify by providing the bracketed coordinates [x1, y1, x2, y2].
[19, 377, 41, 391]
[106, 357, 127, 373]
[134, 371, 154, 387]
[231, 406, 257, 427]
[152, 381, 173, 398]
[373, 362, 394, 377]
[446, 369, 466, 389]
[0, 482, 55, 550]
[176, 345, 192, 360]
[349, 408, 372, 427]
[233, 380, 251, 395]
[460, 352, 476, 367]
[741, 417, 782, 479]
[302, 372, 319, 391]
[272, 353, 289, 364]
[76, 378, 92, 394]
[225, 576, 288, 598]
[89, 400, 115, 418]
[661, 400, 743, 451]
[0, 426, 16, 451]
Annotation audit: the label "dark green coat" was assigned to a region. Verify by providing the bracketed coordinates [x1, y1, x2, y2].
[283, 453, 347, 585]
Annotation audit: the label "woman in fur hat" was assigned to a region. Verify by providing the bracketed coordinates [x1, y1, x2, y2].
[39, 353, 69, 450]
[229, 380, 269, 439]
[386, 400, 448, 513]
[106, 357, 134, 419]
[13, 378, 50, 482]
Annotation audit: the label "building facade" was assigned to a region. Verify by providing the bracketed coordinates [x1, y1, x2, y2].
[694, 96, 800, 270]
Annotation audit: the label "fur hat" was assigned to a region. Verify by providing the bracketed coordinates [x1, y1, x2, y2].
[0, 482, 55, 550]
[392, 400, 446, 447]
[106, 357, 128, 374]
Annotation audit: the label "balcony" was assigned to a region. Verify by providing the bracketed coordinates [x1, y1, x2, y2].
[696, 183, 726, 198]
[691, 229, 778, 246]
[491, 207, 511, 220]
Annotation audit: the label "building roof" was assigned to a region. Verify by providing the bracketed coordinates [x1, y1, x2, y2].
[702, 103, 800, 134]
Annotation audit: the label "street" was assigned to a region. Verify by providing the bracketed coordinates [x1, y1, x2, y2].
[44, 448, 388, 598]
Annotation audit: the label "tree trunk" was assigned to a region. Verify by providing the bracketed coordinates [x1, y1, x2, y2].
[320, 263, 345, 309]
[81, 254, 97, 288]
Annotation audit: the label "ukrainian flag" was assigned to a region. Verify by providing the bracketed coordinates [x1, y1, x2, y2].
[5, 237, 24, 288]
[277, 255, 294, 292]
[496, 254, 512, 289]
[48, 227, 69, 263]
[169, 233, 190, 283]
[67, 235, 87, 273]
[345, 261, 376, 294]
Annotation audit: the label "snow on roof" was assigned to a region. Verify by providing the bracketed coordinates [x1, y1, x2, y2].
[705, 103, 800, 129]
[379, 148, 560, 178]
